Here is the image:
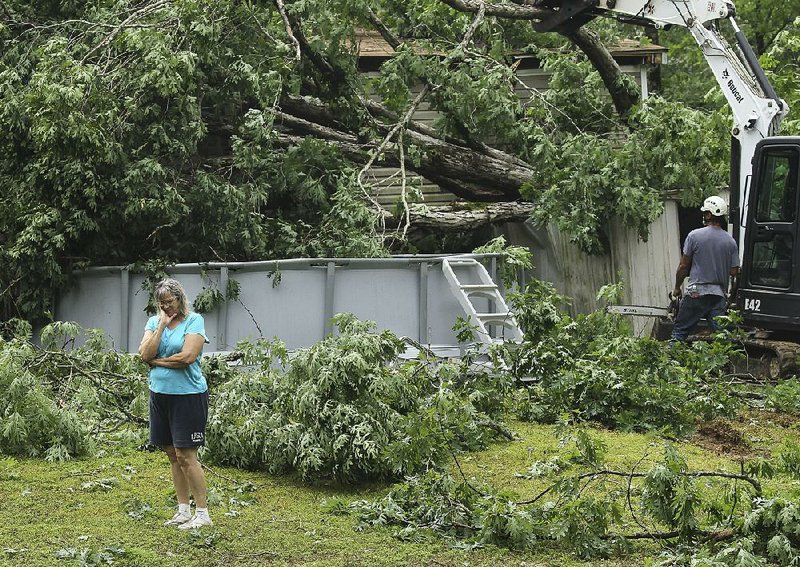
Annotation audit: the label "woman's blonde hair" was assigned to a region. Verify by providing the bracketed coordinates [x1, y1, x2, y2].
[153, 278, 190, 318]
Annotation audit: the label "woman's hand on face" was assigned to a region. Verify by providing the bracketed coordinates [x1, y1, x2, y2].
[159, 308, 178, 327]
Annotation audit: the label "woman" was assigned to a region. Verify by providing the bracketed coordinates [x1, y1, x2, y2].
[138, 278, 212, 529]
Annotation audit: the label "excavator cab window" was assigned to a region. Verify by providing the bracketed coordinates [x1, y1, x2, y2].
[755, 154, 795, 222]
[751, 234, 793, 288]
[748, 149, 799, 289]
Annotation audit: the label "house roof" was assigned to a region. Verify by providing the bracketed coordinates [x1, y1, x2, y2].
[604, 38, 667, 64]
[354, 31, 437, 57]
[355, 31, 666, 65]
[354, 32, 389, 57]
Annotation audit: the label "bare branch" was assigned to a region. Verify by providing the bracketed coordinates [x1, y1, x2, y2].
[361, 98, 532, 169]
[437, 0, 550, 20]
[357, 86, 430, 213]
[397, 130, 411, 239]
[626, 448, 656, 540]
[511, 67, 587, 134]
[34, 18, 163, 31]
[273, 0, 301, 62]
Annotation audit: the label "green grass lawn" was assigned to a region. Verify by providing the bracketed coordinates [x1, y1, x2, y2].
[1, 416, 797, 567]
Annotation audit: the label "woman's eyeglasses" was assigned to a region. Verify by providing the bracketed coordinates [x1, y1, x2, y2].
[159, 296, 177, 309]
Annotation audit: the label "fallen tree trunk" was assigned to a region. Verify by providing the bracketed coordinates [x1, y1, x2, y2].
[275, 96, 539, 201]
[394, 201, 536, 231]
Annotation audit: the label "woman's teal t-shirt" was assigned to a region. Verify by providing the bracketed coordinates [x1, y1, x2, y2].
[145, 312, 209, 394]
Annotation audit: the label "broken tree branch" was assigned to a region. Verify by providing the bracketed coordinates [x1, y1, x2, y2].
[437, 0, 642, 117]
[365, 5, 400, 50]
[437, 0, 550, 20]
[516, 468, 762, 506]
[562, 26, 641, 116]
[274, 0, 301, 62]
[386, 202, 536, 231]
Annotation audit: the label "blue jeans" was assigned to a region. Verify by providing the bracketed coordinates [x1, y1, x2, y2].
[670, 294, 727, 341]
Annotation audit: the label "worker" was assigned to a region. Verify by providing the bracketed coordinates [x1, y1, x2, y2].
[671, 196, 740, 342]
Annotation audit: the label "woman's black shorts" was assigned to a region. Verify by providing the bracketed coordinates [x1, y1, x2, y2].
[149, 390, 209, 448]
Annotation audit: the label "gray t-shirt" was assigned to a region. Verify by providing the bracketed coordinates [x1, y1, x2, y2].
[683, 226, 740, 297]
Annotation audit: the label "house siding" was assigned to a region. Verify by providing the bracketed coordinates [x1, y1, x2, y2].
[497, 200, 682, 333]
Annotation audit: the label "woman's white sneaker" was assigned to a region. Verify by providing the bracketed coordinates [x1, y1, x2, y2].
[177, 514, 213, 530]
[163, 511, 192, 527]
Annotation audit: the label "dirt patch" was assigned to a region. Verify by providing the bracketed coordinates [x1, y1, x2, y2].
[735, 408, 800, 432]
[751, 410, 800, 429]
[692, 410, 800, 458]
[691, 419, 754, 458]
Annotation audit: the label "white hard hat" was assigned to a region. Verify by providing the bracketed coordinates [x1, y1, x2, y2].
[700, 196, 728, 217]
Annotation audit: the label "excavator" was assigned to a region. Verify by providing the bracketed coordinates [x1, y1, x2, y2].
[534, 1, 800, 376]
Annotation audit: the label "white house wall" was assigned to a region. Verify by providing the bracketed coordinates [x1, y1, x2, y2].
[498, 200, 681, 334]
[609, 199, 682, 336]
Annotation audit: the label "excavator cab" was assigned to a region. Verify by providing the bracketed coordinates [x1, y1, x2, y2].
[738, 138, 800, 332]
